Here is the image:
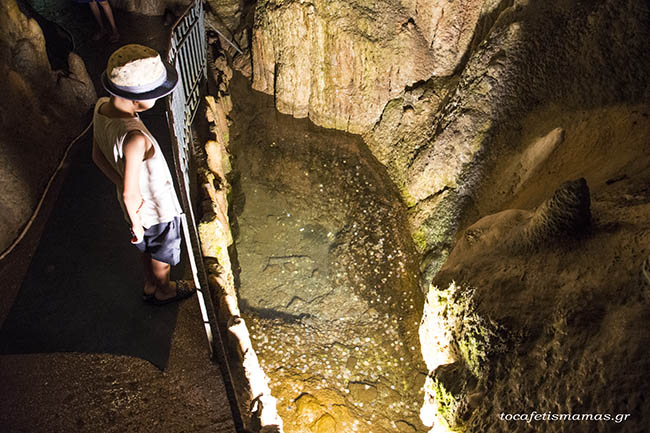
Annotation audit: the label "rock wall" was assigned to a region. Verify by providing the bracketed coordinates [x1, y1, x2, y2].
[244, 0, 650, 432]
[202, 92, 285, 433]
[0, 0, 95, 253]
[248, 0, 650, 279]
[398, 0, 650, 277]
[420, 172, 650, 432]
[205, 0, 243, 33]
[251, 0, 492, 133]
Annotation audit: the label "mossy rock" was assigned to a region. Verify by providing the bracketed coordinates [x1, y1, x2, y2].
[427, 361, 477, 431]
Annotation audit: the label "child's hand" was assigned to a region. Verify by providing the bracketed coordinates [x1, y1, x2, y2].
[130, 224, 145, 244]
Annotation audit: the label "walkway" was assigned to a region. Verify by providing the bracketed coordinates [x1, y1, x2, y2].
[0, 4, 236, 432]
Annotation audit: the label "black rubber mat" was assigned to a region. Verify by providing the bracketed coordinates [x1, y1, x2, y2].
[0, 118, 184, 370]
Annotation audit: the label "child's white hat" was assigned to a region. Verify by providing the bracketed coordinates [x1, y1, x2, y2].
[101, 44, 178, 100]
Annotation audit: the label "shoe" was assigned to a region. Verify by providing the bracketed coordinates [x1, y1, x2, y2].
[151, 280, 196, 306]
[142, 292, 155, 302]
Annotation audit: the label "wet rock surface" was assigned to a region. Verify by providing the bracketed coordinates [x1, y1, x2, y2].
[229, 72, 427, 432]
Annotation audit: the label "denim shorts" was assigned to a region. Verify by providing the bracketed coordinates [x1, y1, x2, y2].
[134, 217, 182, 265]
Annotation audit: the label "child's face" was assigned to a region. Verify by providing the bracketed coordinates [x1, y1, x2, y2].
[134, 99, 157, 111]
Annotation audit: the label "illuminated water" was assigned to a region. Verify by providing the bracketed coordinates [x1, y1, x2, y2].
[229, 74, 428, 433]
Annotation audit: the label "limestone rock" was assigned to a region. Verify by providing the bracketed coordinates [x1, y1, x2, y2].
[425, 361, 477, 430]
[395, 420, 417, 433]
[294, 393, 324, 424]
[348, 382, 378, 403]
[518, 178, 591, 249]
[205, 0, 241, 33]
[56, 53, 97, 108]
[311, 413, 337, 433]
[251, 0, 491, 133]
[250, 0, 650, 281]
[363, 78, 456, 206]
[223, 0, 650, 264]
[421, 169, 650, 432]
[229, 1, 650, 431]
[396, 0, 650, 276]
[0, 0, 95, 252]
[205, 95, 232, 179]
[232, 52, 252, 78]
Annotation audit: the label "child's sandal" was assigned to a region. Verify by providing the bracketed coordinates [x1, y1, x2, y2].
[151, 280, 195, 306]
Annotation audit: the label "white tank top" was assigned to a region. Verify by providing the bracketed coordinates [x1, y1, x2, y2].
[93, 97, 182, 229]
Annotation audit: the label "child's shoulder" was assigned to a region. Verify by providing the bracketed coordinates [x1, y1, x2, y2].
[93, 97, 112, 125]
[94, 96, 110, 113]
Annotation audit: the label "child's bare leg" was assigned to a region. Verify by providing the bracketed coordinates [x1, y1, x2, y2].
[98, 0, 120, 42]
[141, 252, 157, 296]
[151, 257, 178, 301]
[88, 1, 105, 40]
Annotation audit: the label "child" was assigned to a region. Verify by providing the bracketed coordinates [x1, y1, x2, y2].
[92, 44, 194, 305]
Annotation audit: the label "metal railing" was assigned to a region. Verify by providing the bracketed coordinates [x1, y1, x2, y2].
[167, 0, 207, 194]
[164, 1, 243, 431]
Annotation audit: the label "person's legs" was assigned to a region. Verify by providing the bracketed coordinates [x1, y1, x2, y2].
[138, 217, 192, 303]
[98, 0, 120, 42]
[141, 252, 157, 297]
[150, 256, 177, 301]
[88, 1, 105, 40]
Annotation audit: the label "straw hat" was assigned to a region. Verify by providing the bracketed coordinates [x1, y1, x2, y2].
[101, 44, 178, 100]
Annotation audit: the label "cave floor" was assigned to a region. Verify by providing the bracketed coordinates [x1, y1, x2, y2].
[0, 5, 236, 433]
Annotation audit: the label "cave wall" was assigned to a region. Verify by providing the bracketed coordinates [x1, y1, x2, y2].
[109, 0, 240, 20]
[250, 0, 491, 134]
[244, 0, 650, 432]
[421, 174, 650, 432]
[0, 0, 96, 252]
[402, 0, 650, 277]
[248, 0, 650, 279]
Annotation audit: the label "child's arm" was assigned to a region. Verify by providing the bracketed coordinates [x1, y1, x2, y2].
[122, 130, 148, 243]
[92, 138, 123, 187]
